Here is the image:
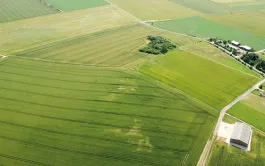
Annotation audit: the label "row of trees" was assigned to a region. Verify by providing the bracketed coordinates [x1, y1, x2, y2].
[139, 36, 176, 55]
[241, 53, 265, 72]
[209, 38, 238, 55]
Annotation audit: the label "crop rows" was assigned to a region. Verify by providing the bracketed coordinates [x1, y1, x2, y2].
[0, 57, 216, 165]
[210, 132, 265, 166]
[16, 24, 161, 67]
[0, 5, 135, 54]
[0, 0, 57, 23]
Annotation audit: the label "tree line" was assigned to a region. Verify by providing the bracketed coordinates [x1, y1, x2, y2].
[242, 53, 265, 73]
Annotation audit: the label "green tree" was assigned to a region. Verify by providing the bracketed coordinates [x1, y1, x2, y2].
[232, 49, 237, 56]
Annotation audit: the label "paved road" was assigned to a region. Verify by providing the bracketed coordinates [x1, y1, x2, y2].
[213, 78, 265, 136]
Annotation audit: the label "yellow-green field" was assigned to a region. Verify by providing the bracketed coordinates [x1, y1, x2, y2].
[45, 0, 108, 11]
[2, 0, 265, 165]
[15, 24, 160, 67]
[0, 57, 218, 166]
[205, 11, 265, 37]
[211, 0, 254, 3]
[14, 24, 198, 68]
[180, 42, 261, 78]
[227, 0, 265, 7]
[140, 50, 258, 110]
[109, 0, 202, 20]
[228, 93, 265, 132]
[0, 5, 136, 54]
[208, 130, 265, 165]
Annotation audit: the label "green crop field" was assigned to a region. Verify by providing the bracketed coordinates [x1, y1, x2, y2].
[140, 50, 258, 110]
[180, 42, 260, 78]
[2, 0, 265, 165]
[228, 93, 265, 132]
[205, 11, 265, 37]
[0, 0, 57, 23]
[0, 5, 136, 54]
[0, 57, 217, 166]
[208, 130, 265, 165]
[45, 0, 108, 11]
[153, 16, 265, 50]
[15, 24, 160, 67]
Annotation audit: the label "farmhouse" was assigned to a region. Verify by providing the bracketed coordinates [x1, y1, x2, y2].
[230, 122, 252, 150]
[218, 122, 252, 151]
[231, 40, 240, 47]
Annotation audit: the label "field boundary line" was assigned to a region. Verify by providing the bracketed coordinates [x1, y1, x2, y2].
[179, 46, 260, 79]
[105, 0, 141, 22]
[225, 113, 265, 135]
[41, 0, 64, 12]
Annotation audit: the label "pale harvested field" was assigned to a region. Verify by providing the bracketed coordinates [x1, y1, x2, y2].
[15, 24, 160, 68]
[109, 0, 202, 20]
[0, 5, 136, 54]
[211, 0, 254, 4]
[15, 23, 197, 68]
[227, 0, 265, 7]
[205, 11, 265, 37]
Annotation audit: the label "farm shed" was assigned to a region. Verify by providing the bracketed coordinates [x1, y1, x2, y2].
[230, 122, 252, 150]
[240, 45, 252, 52]
[231, 40, 240, 46]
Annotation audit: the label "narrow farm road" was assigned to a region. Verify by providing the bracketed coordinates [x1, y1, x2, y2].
[214, 78, 265, 136]
[198, 78, 265, 166]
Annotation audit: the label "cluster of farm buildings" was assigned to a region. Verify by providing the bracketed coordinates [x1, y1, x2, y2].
[230, 40, 253, 54]
[218, 122, 252, 151]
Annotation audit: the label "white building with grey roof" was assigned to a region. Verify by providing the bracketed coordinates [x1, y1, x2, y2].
[231, 40, 240, 46]
[218, 122, 252, 151]
[230, 122, 252, 151]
